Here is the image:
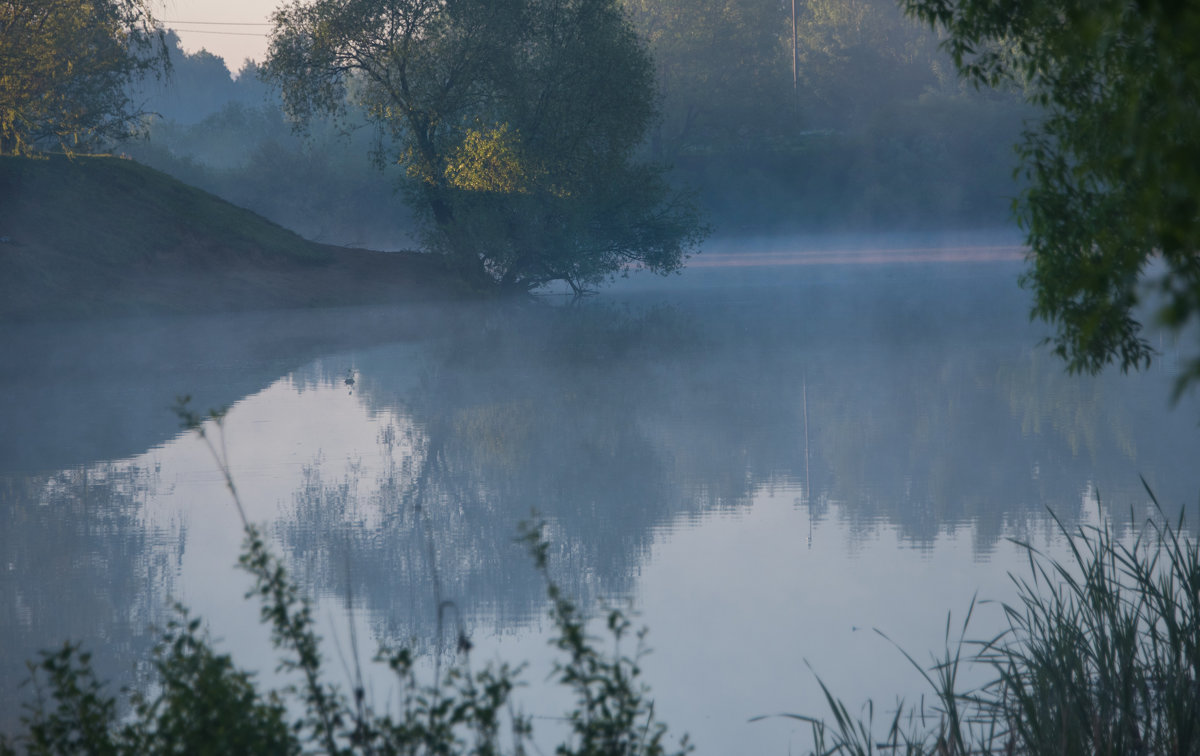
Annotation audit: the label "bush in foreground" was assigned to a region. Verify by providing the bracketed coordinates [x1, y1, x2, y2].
[0, 404, 689, 756]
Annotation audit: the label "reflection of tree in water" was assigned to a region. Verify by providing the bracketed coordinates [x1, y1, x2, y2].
[805, 346, 1069, 550]
[992, 351, 1199, 519]
[643, 265, 1200, 551]
[277, 277, 1200, 644]
[278, 429, 550, 649]
[278, 304, 744, 647]
[0, 462, 179, 732]
[782, 359, 1197, 554]
[787, 345, 1200, 552]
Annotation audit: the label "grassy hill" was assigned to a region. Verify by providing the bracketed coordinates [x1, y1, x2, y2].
[0, 155, 465, 320]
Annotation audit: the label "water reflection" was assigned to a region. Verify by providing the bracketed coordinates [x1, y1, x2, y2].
[0, 305, 453, 474]
[0, 462, 178, 731]
[276, 268, 1198, 645]
[1, 260, 1197, 747]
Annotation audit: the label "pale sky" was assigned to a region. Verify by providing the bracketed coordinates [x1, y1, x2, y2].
[154, 0, 276, 71]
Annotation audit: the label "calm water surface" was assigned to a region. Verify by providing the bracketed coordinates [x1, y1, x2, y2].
[3, 242, 1198, 752]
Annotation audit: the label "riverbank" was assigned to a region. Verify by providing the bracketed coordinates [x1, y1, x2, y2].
[0, 155, 468, 321]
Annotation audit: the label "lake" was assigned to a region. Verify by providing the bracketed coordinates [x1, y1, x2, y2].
[2, 235, 1198, 752]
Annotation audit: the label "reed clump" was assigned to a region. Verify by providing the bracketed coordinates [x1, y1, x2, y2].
[788, 493, 1200, 756]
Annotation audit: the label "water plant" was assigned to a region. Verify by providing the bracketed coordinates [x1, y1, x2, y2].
[0, 399, 689, 756]
[775, 489, 1200, 755]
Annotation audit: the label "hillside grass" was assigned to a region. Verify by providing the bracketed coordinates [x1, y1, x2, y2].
[0, 155, 466, 320]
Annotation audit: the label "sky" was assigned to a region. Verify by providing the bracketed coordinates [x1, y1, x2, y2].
[154, 0, 276, 70]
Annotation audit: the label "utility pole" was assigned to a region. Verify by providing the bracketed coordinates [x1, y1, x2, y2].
[792, 0, 798, 94]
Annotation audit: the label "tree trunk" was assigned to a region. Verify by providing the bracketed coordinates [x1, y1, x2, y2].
[423, 187, 495, 289]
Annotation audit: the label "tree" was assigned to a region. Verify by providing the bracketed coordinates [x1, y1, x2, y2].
[126, 31, 264, 126]
[265, 0, 706, 293]
[903, 0, 1200, 394]
[0, 0, 167, 156]
[796, 0, 945, 130]
[621, 0, 792, 161]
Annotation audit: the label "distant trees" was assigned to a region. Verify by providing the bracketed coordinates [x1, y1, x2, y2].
[905, 0, 1200, 392]
[128, 32, 275, 125]
[622, 0, 792, 161]
[265, 0, 706, 293]
[0, 0, 167, 156]
[121, 34, 418, 249]
[794, 0, 944, 130]
[125, 0, 1027, 250]
[615, 0, 1024, 233]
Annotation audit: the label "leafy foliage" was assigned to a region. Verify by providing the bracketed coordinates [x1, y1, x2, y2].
[264, 0, 706, 293]
[903, 0, 1200, 394]
[520, 523, 688, 756]
[444, 125, 536, 195]
[124, 610, 298, 755]
[126, 31, 274, 126]
[0, 620, 297, 756]
[617, 0, 1024, 234]
[118, 0, 1025, 245]
[0, 0, 167, 156]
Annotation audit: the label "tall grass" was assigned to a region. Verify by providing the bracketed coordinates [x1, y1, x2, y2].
[785, 489, 1200, 755]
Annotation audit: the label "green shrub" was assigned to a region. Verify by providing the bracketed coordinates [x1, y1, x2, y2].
[0, 401, 689, 756]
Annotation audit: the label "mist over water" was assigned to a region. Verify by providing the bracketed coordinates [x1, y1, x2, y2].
[2, 243, 1198, 750]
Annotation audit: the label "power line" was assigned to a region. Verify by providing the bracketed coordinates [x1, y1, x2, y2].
[168, 28, 269, 37]
[160, 19, 270, 25]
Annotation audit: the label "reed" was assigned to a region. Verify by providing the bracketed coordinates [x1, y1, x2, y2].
[789, 487, 1200, 755]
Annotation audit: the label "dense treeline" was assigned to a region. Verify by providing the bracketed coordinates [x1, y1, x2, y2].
[629, 0, 1030, 232]
[123, 0, 1028, 248]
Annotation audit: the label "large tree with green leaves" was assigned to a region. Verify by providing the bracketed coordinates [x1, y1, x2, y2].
[904, 0, 1200, 394]
[265, 0, 706, 293]
[0, 0, 166, 156]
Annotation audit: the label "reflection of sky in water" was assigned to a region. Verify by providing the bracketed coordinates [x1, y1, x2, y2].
[117, 382, 1093, 755]
[136, 379, 1115, 755]
[2, 255, 1199, 750]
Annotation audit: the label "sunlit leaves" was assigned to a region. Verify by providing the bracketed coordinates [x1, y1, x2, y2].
[0, 0, 167, 155]
[265, 0, 706, 292]
[443, 124, 537, 194]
